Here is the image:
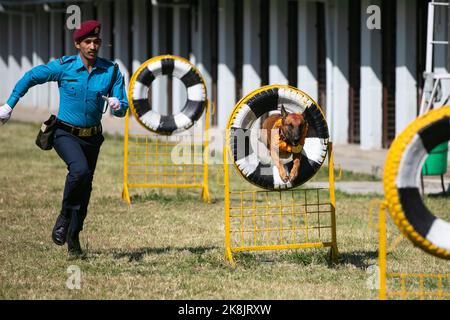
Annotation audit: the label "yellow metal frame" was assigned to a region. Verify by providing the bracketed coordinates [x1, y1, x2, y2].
[378, 203, 450, 300]
[384, 107, 450, 259]
[122, 55, 211, 204]
[377, 107, 450, 299]
[122, 102, 211, 205]
[224, 140, 339, 265]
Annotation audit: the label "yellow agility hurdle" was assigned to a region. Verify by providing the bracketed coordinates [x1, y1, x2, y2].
[379, 107, 450, 299]
[122, 55, 211, 204]
[223, 85, 338, 265]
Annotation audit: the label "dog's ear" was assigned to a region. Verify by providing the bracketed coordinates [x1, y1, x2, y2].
[280, 105, 288, 119]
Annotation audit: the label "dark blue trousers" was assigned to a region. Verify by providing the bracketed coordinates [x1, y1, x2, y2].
[53, 128, 104, 237]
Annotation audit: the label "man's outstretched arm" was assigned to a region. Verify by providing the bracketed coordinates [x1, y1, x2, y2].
[1, 60, 62, 124]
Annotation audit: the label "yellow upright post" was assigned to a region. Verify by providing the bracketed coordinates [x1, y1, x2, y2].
[224, 129, 234, 265]
[328, 142, 339, 263]
[379, 201, 388, 300]
[122, 109, 131, 205]
[202, 101, 211, 203]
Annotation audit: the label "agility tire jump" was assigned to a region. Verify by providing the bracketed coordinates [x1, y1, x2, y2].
[227, 85, 329, 190]
[384, 107, 450, 260]
[128, 55, 207, 135]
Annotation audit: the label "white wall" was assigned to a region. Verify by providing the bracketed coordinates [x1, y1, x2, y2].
[218, 0, 236, 129]
[269, 0, 288, 85]
[360, 0, 383, 150]
[326, 0, 350, 144]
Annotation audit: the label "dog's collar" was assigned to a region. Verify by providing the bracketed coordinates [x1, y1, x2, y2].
[273, 119, 303, 154]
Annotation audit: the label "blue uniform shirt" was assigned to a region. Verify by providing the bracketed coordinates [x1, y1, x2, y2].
[7, 54, 129, 127]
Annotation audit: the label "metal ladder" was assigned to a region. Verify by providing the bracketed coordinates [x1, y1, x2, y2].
[419, 0, 450, 115]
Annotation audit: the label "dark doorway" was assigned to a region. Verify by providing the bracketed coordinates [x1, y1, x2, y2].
[316, 2, 327, 113]
[348, 0, 361, 144]
[417, 0, 430, 114]
[210, 0, 219, 126]
[260, 0, 270, 86]
[288, 0, 298, 86]
[382, 0, 397, 148]
[234, 0, 243, 103]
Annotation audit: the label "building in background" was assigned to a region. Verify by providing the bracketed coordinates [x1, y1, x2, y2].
[0, 0, 443, 150]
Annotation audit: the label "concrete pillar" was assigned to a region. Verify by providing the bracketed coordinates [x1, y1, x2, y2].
[360, 0, 382, 150]
[396, 0, 417, 134]
[269, 0, 288, 85]
[242, 0, 261, 96]
[325, 0, 349, 144]
[217, 0, 236, 129]
[0, 13, 8, 103]
[297, 0, 318, 101]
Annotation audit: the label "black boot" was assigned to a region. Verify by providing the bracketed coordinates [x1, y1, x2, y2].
[67, 232, 83, 257]
[51, 211, 72, 246]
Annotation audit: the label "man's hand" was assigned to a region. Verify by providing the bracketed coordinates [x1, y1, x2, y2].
[0, 104, 12, 125]
[102, 96, 121, 111]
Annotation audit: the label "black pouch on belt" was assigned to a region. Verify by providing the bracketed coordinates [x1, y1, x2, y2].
[36, 114, 57, 150]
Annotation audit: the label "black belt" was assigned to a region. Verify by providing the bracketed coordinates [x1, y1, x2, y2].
[57, 121, 102, 137]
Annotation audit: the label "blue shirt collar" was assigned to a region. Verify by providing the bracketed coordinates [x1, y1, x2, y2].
[75, 54, 107, 71]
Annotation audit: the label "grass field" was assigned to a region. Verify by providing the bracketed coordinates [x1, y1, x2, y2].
[0, 121, 449, 300]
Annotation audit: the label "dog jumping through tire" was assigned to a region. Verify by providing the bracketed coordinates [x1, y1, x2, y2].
[259, 105, 309, 183]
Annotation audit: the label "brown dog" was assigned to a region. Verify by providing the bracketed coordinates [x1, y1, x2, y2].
[260, 105, 309, 183]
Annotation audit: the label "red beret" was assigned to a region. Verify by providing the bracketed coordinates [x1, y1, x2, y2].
[73, 20, 101, 42]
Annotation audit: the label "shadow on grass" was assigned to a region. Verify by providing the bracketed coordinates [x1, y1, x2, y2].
[90, 245, 219, 262]
[336, 250, 378, 270]
[232, 249, 378, 270]
[233, 249, 331, 268]
[130, 191, 205, 204]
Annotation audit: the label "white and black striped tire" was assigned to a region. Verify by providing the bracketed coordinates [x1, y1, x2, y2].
[384, 106, 450, 260]
[227, 85, 329, 190]
[128, 55, 207, 135]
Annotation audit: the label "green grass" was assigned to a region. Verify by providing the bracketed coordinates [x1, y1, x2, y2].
[0, 121, 449, 299]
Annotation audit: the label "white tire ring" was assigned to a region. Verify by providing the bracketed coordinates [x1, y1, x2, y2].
[384, 107, 450, 259]
[128, 55, 207, 135]
[228, 85, 329, 190]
